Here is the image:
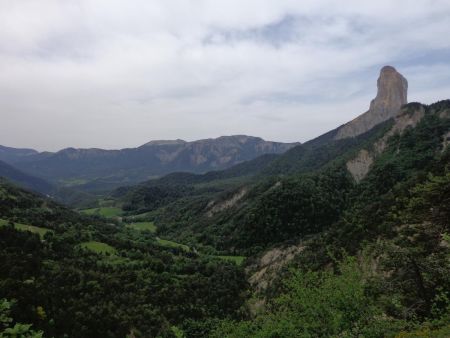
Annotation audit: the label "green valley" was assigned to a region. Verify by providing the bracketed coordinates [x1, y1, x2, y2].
[1, 65, 449, 338]
[80, 206, 123, 218]
[126, 221, 157, 232]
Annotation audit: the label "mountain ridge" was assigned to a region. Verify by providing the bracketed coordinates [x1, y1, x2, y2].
[1, 135, 298, 191]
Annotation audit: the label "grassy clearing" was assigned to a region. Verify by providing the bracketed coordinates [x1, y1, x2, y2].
[127, 211, 154, 221]
[59, 178, 89, 187]
[126, 221, 157, 233]
[80, 207, 122, 218]
[97, 198, 117, 207]
[0, 219, 51, 238]
[171, 326, 184, 338]
[0, 219, 9, 226]
[217, 255, 246, 265]
[80, 241, 117, 254]
[157, 238, 190, 252]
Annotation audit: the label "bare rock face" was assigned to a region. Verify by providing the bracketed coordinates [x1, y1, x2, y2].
[346, 149, 374, 183]
[246, 243, 306, 293]
[336, 66, 408, 139]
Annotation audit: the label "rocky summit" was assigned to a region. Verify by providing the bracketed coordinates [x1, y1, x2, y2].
[335, 65, 408, 139]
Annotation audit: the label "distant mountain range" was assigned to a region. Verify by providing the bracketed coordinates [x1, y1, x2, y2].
[0, 66, 414, 198]
[0, 136, 299, 192]
[0, 145, 41, 163]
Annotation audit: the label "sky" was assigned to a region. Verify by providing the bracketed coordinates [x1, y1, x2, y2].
[1, 0, 450, 151]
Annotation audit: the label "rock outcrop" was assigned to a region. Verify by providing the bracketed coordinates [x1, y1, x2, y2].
[205, 187, 248, 217]
[246, 243, 306, 293]
[346, 149, 374, 183]
[336, 66, 408, 139]
[346, 104, 426, 182]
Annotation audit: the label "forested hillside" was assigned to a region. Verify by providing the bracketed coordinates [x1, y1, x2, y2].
[105, 100, 450, 337]
[123, 102, 448, 253]
[1, 102, 449, 336]
[211, 101, 450, 337]
[0, 160, 54, 196]
[0, 180, 249, 337]
[2, 1, 449, 336]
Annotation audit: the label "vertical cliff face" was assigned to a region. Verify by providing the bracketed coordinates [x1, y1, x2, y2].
[335, 66, 408, 139]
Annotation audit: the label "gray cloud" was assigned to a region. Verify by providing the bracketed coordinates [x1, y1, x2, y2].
[1, 0, 450, 151]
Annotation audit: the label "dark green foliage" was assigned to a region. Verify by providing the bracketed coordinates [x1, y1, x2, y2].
[121, 184, 196, 213]
[340, 105, 450, 246]
[212, 165, 450, 336]
[262, 120, 392, 176]
[0, 161, 94, 208]
[234, 166, 354, 249]
[0, 299, 43, 338]
[0, 181, 249, 337]
[212, 257, 407, 337]
[115, 153, 280, 214]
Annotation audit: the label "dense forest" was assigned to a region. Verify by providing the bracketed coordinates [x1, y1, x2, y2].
[0, 181, 249, 337]
[1, 101, 450, 337]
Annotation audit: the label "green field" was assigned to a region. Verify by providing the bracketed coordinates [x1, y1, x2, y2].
[217, 255, 246, 265]
[126, 221, 157, 233]
[58, 178, 89, 187]
[80, 207, 123, 218]
[80, 241, 117, 254]
[157, 238, 190, 251]
[0, 219, 51, 238]
[128, 211, 154, 220]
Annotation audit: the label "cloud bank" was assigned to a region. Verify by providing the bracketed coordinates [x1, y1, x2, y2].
[1, 0, 450, 151]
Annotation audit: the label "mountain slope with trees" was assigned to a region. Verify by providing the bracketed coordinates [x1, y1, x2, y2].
[0, 180, 249, 337]
[109, 99, 450, 336]
[1, 136, 297, 193]
[1, 66, 450, 337]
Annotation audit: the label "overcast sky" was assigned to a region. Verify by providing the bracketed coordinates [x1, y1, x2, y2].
[1, 0, 450, 151]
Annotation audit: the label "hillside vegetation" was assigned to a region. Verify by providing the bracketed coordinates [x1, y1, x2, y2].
[111, 100, 450, 336]
[1, 100, 449, 337]
[0, 180, 249, 337]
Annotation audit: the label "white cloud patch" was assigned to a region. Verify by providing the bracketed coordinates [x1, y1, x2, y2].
[1, 0, 450, 150]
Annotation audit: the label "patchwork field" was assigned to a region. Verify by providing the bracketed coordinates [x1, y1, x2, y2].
[80, 241, 117, 254]
[126, 221, 157, 233]
[0, 219, 52, 238]
[80, 207, 123, 218]
[157, 238, 190, 251]
[216, 255, 246, 265]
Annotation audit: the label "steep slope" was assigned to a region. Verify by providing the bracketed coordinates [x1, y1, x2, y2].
[112, 66, 412, 243]
[114, 153, 280, 213]
[335, 65, 408, 139]
[0, 159, 54, 195]
[123, 67, 447, 252]
[115, 85, 400, 215]
[10, 135, 298, 190]
[215, 100, 450, 337]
